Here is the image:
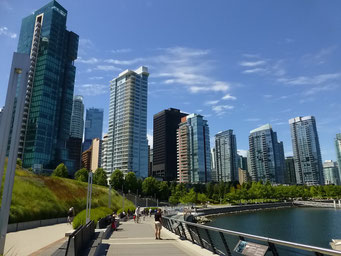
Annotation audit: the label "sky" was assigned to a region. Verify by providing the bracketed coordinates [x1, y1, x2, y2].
[0, 0, 341, 161]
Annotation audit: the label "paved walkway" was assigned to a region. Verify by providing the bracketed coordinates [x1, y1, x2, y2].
[99, 217, 212, 256]
[4, 223, 72, 256]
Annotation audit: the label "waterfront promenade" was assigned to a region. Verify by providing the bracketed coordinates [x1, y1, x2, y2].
[98, 217, 212, 255]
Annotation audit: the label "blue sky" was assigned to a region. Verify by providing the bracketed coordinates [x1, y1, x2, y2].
[1, 0, 341, 161]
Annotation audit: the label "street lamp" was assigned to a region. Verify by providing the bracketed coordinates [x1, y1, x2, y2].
[107, 178, 111, 209]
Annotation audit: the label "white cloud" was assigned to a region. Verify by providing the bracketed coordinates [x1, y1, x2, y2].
[244, 118, 260, 122]
[147, 133, 153, 148]
[104, 58, 145, 65]
[304, 84, 338, 95]
[79, 38, 94, 48]
[111, 48, 132, 54]
[242, 68, 266, 74]
[212, 105, 234, 115]
[77, 57, 99, 64]
[222, 94, 236, 100]
[0, 26, 16, 39]
[205, 100, 219, 105]
[89, 76, 104, 80]
[237, 150, 248, 157]
[76, 84, 108, 96]
[95, 65, 121, 72]
[263, 94, 272, 98]
[239, 60, 266, 67]
[278, 73, 341, 85]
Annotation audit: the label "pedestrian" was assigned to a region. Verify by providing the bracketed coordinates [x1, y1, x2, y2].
[135, 206, 140, 223]
[67, 207, 74, 224]
[111, 213, 117, 231]
[154, 208, 162, 240]
[149, 208, 152, 217]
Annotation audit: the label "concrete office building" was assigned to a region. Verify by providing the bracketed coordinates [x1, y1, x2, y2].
[107, 66, 149, 178]
[335, 133, 341, 182]
[214, 130, 238, 182]
[177, 114, 211, 183]
[323, 160, 340, 185]
[81, 138, 101, 172]
[152, 108, 187, 181]
[249, 124, 285, 183]
[289, 116, 324, 185]
[83, 108, 103, 151]
[16, 1, 78, 173]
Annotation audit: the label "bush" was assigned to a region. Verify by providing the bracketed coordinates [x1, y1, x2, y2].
[74, 168, 89, 182]
[72, 207, 113, 229]
[52, 163, 68, 178]
[117, 206, 136, 215]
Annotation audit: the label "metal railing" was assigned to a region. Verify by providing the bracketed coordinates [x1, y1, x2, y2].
[162, 216, 341, 256]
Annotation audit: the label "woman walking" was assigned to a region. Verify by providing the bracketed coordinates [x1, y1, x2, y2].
[154, 208, 162, 240]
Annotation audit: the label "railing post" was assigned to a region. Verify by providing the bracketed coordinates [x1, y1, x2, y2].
[268, 242, 279, 256]
[239, 235, 245, 241]
[219, 232, 232, 256]
[180, 223, 187, 240]
[205, 229, 216, 254]
[195, 226, 204, 248]
[187, 224, 195, 243]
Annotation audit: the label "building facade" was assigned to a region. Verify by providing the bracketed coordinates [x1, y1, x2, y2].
[152, 108, 187, 181]
[81, 138, 102, 172]
[101, 133, 109, 172]
[210, 148, 218, 182]
[177, 114, 211, 183]
[323, 160, 340, 185]
[107, 66, 149, 178]
[67, 95, 84, 174]
[17, 1, 78, 173]
[83, 108, 103, 151]
[289, 116, 324, 185]
[284, 156, 297, 185]
[248, 124, 285, 183]
[335, 133, 341, 182]
[214, 130, 238, 182]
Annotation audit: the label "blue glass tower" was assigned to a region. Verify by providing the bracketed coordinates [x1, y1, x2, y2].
[17, 1, 78, 172]
[83, 108, 104, 151]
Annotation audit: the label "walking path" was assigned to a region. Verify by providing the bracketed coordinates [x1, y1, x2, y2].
[4, 223, 71, 256]
[99, 217, 212, 256]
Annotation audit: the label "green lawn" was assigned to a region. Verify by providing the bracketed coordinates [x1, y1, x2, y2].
[0, 161, 134, 223]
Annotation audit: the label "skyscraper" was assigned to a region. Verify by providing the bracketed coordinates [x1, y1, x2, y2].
[83, 108, 104, 151]
[323, 160, 340, 185]
[215, 130, 238, 182]
[289, 116, 324, 185]
[211, 148, 218, 182]
[0, 108, 3, 127]
[107, 66, 149, 178]
[284, 156, 296, 185]
[335, 133, 341, 182]
[67, 95, 84, 174]
[249, 124, 285, 183]
[17, 1, 78, 172]
[152, 108, 187, 181]
[177, 114, 211, 183]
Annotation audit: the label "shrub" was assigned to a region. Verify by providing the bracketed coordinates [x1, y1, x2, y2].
[72, 207, 113, 229]
[52, 163, 68, 178]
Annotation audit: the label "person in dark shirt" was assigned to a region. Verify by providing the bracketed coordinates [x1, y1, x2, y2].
[154, 208, 162, 239]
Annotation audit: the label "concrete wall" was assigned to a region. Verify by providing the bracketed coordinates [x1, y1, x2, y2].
[7, 217, 67, 233]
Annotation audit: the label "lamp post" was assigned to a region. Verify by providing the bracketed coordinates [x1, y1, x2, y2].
[85, 171, 93, 224]
[108, 178, 111, 209]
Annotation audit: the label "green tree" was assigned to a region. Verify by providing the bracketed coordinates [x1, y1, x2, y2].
[52, 163, 68, 178]
[125, 172, 138, 192]
[181, 188, 197, 204]
[93, 168, 107, 186]
[16, 158, 22, 167]
[110, 169, 124, 190]
[74, 168, 89, 182]
[169, 195, 179, 205]
[158, 181, 170, 200]
[142, 177, 158, 196]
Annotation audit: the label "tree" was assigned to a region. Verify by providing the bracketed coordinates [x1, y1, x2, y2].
[74, 168, 89, 182]
[110, 169, 124, 190]
[125, 172, 138, 192]
[16, 158, 22, 167]
[52, 163, 68, 178]
[158, 181, 170, 200]
[93, 168, 108, 186]
[142, 177, 158, 197]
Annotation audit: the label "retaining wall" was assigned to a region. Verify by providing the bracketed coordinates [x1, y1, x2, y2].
[7, 217, 67, 233]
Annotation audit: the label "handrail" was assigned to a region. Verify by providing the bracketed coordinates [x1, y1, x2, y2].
[163, 216, 341, 256]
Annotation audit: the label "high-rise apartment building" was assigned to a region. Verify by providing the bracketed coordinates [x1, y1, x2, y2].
[107, 66, 149, 178]
[238, 154, 248, 172]
[16, 1, 78, 172]
[323, 160, 340, 185]
[211, 148, 218, 182]
[83, 108, 103, 151]
[335, 133, 341, 182]
[289, 116, 324, 185]
[152, 108, 187, 181]
[249, 124, 285, 183]
[214, 130, 238, 182]
[284, 156, 297, 185]
[177, 114, 211, 183]
[67, 95, 84, 174]
[101, 133, 109, 173]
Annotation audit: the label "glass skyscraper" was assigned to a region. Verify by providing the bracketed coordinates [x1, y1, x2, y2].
[177, 114, 211, 183]
[83, 108, 104, 151]
[17, 1, 78, 172]
[335, 133, 341, 181]
[214, 130, 238, 182]
[289, 116, 324, 185]
[249, 124, 285, 183]
[106, 66, 149, 178]
[323, 160, 340, 185]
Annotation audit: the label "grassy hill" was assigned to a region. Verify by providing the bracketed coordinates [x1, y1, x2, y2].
[0, 161, 135, 223]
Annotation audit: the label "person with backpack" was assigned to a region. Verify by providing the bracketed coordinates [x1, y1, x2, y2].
[67, 207, 75, 224]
